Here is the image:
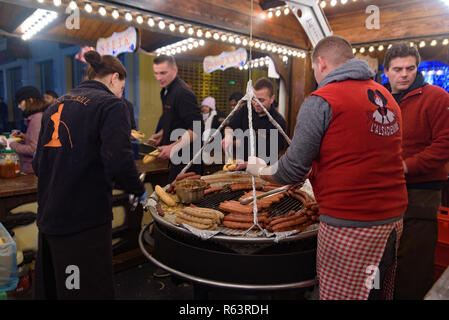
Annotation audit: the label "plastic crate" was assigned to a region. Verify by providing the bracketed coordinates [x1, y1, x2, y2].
[435, 241, 449, 267]
[0, 223, 18, 291]
[438, 207, 449, 244]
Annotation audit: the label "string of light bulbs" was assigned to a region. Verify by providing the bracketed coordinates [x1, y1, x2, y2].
[26, 0, 307, 60]
[353, 37, 449, 55]
[319, 0, 358, 8]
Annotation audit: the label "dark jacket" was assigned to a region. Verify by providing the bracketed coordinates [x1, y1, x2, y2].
[33, 80, 145, 235]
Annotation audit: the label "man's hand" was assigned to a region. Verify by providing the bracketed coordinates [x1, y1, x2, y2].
[246, 156, 268, 177]
[147, 131, 163, 147]
[157, 143, 181, 160]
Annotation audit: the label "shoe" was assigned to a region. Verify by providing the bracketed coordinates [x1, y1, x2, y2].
[152, 268, 171, 278]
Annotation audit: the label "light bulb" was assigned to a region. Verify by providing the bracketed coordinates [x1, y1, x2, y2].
[84, 3, 93, 13]
[179, 25, 185, 33]
[99, 7, 106, 16]
[125, 12, 132, 21]
[112, 10, 119, 19]
[169, 23, 176, 32]
[53, 0, 61, 7]
[158, 21, 165, 30]
[136, 16, 143, 24]
[69, 1, 77, 10]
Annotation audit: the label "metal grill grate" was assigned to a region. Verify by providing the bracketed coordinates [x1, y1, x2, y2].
[195, 187, 304, 216]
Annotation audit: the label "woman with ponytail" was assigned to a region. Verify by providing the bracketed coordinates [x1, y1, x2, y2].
[32, 50, 146, 300]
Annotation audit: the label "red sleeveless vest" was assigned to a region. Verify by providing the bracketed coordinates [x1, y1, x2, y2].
[310, 79, 407, 221]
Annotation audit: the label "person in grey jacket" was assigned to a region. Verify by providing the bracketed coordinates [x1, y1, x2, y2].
[246, 35, 407, 300]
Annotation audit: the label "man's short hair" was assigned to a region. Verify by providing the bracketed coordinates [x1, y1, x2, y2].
[312, 35, 354, 66]
[229, 91, 244, 102]
[254, 78, 274, 96]
[45, 90, 58, 99]
[384, 42, 421, 70]
[153, 55, 177, 67]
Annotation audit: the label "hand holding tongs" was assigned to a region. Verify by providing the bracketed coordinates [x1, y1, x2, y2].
[239, 181, 304, 205]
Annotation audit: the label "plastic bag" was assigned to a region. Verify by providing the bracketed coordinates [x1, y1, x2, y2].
[0, 222, 18, 291]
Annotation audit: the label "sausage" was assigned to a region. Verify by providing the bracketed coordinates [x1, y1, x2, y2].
[204, 186, 222, 195]
[223, 213, 268, 223]
[268, 210, 306, 227]
[178, 211, 215, 225]
[229, 183, 262, 191]
[185, 175, 202, 180]
[272, 216, 308, 231]
[176, 216, 217, 230]
[219, 201, 254, 214]
[289, 190, 306, 204]
[275, 221, 314, 232]
[175, 171, 196, 182]
[292, 189, 315, 205]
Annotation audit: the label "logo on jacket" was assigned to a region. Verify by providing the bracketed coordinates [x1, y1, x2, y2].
[44, 103, 73, 149]
[367, 89, 399, 137]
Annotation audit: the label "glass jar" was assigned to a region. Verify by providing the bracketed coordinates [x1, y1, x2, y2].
[0, 149, 20, 178]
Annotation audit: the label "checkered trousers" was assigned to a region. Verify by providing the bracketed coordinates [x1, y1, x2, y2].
[316, 219, 403, 300]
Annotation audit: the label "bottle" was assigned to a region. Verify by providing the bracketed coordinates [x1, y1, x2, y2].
[0, 133, 20, 178]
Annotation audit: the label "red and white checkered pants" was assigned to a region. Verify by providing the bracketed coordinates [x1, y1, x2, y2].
[317, 219, 403, 300]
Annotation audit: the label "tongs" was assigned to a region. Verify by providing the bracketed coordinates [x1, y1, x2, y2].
[239, 181, 304, 205]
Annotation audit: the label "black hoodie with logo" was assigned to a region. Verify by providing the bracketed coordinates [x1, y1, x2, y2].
[33, 80, 145, 235]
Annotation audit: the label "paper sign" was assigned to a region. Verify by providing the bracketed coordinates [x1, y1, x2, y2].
[203, 48, 247, 73]
[96, 27, 137, 56]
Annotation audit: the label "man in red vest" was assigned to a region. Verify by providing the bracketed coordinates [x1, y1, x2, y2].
[246, 35, 408, 300]
[384, 43, 449, 300]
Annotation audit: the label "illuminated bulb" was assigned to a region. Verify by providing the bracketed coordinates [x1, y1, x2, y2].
[228, 36, 234, 43]
[378, 45, 384, 51]
[267, 11, 273, 18]
[275, 9, 281, 17]
[261, 43, 266, 50]
[320, 1, 327, 8]
[359, 47, 365, 53]
[431, 40, 437, 46]
[181, 45, 187, 51]
[187, 43, 193, 50]
[244, 64, 248, 70]
[254, 62, 259, 67]
[242, 39, 248, 46]
[188, 27, 194, 35]
[249, 40, 254, 47]
[410, 42, 414, 47]
[255, 42, 260, 48]
[369, 46, 374, 52]
[239, 66, 243, 70]
[125, 12, 132, 21]
[53, 0, 61, 6]
[267, 44, 272, 51]
[284, 7, 290, 15]
[287, 50, 292, 55]
[199, 39, 205, 46]
[260, 60, 265, 66]
[293, 51, 298, 57]
[443, 39, 449, 45]
[37, 0, 44, 3]
[213, 33, 219, 40]
[135, 16, 143, 24]
[221, 34, 227, 42]
[341, 0, 348, 4]
[388, 44, 392, 49]
[352, 48, 356, 54]
[260, 13, 266, 19]
[419, 41, 425, 48]
[176, 47, 181, 53]
[158, 21, 165, 29]
[205, 31, 211, 38]
[167, 23, 176, 32]
[272, 46, 277, 52]
[235, 38, 241, 45]
[282, 48, 287, 54]
[112, 10, 119, 19]
[84, 3, 92, 13]
[171, 49, 176, 55]
[179, 25, 185, 33]
[99, 6, 107, 16]
[331, 0, 337, 6]
[148, 18, 155, 27]
[69, 1, 77, 10]
[197, 29, 203, 37]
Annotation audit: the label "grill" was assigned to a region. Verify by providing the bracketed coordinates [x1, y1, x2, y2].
[139, 173, 318, 293]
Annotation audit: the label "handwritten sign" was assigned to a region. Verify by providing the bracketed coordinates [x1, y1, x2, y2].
[96, 27, 137, 56]
[203, 48, 247, 73]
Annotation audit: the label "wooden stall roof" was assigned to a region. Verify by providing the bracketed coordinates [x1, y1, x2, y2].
[1, 0, 449, 57]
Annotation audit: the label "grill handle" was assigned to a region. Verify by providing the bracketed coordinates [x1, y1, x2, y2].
[240, 185, 290, 205]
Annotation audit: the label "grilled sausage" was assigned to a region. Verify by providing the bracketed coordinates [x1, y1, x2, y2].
[272, 216, 308, 231]
[222, 220, 260, 229]
[204, 186, 222, 195]
[175, 171, 197, 182]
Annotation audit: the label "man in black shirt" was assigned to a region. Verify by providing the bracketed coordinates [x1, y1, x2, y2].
[149, 55, 203, 182]
[222, 78, 286, 168]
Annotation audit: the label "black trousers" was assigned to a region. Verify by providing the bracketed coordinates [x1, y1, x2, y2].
[394, 188, 440, 300]
[33, 223, 114, 300]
